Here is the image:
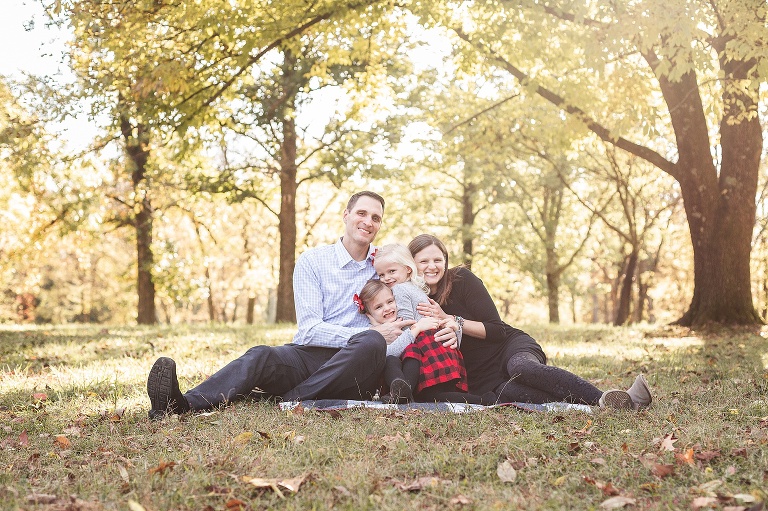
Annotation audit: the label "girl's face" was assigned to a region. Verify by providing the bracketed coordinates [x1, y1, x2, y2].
[374, 259, 412, 288]
[365, 287, 398, 325]
[412, 244, 446, 293]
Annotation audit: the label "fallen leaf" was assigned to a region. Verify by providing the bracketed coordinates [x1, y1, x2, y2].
[732, 494, 756, 503]
[19, 430, 29, 447]
[497, 459, 517, 483]
[695, 479, 723, 494]
[241, 473, 308, 498]
[148, 460, 177, 476]
[451, 495, 471, 505]
[257, 430, 271, 439]
[32, 393, 48, 401]
[695, 450, 721, 461]
[225, 498, 246, 509]
[322, 409, 342, 419]
[691, 497, 718, 509]
[117, 464, 130, 484]
[591, 458, 607, 466]
[292, 435, 305, 445]
[392, 476, 445, 491]
[234, 432, 254, 445]
[675, 448, 695, 466]
[127, 500, 147, 511]
[599, 496, 636, 509]
[54, 435, 71, 449]
[659, 433, 678, 452]
[332, 485, 351, 496]
[651, 463, 675, 478]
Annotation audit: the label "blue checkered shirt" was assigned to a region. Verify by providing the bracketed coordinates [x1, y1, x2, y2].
[292, 238, 377, 348]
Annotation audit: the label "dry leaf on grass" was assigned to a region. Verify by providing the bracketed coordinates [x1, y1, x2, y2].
[148, 460, 177, 476]
[225, 498, 247, 509]
[451, 495, 471, 505]
[650, 463, 675, 478]
[241, 473, 308, 499]
[127, 500, 147, 511]
[497, 459, 517, 483]
[19, 430, 29, 447]
[117, 464, 130, 484]
[392, 476, 448, 492]
[659, 433, 678, 452]
[675, 448, 695, 466]
[600, 496, 636, 509]
[234, 432, 253, 444]
[54, 435, 71, 449]
[691, 496, 719, 509]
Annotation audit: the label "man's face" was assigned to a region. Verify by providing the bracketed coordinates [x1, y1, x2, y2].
[343, 196, 383, 247]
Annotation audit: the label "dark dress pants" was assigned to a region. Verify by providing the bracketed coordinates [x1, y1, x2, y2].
[184, 330, 386, 410]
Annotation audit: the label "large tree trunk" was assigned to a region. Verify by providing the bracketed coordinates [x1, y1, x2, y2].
[275, 51, 298, 323]
[656, 64, 762, 326]
[121, 115, 157, 325]
[614, 248, 638, 326]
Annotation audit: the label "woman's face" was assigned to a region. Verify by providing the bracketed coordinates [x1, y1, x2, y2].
[412, 244, 446, 293]
[365, 287, 398, 325]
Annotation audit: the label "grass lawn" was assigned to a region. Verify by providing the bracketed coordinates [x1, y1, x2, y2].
[1, 323, 767, 510]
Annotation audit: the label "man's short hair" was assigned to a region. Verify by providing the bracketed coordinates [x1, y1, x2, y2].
[347, 191, 385, 212]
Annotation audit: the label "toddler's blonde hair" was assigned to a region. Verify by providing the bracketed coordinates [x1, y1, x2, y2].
[375, 243, 429, 293]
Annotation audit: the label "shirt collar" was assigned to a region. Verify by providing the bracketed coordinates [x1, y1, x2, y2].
[334, 238, 377, 268]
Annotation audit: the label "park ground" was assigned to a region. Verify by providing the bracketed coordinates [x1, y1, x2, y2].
[1, 323, 767, 510]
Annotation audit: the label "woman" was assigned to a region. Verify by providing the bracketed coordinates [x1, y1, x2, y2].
[407, 234, 651, 410]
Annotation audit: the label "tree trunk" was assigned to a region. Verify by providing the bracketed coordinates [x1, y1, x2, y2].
[121, 114, 157, 325]
[275, 50, 298, 323]
[659, 65, 762, 326]
[246, 296, 256, 325]
[614, 248, 638, 326]
[545, 267, 560, 323]
[205, 266, 215, 322]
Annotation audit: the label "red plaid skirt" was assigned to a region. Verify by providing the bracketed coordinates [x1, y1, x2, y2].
[401, 330, 468, 393]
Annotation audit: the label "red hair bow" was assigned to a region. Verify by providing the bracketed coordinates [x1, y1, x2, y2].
[370, 248, 378, 264]
[353, 293, 365, 312]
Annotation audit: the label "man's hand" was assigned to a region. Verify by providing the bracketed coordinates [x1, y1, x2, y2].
[435, 326, 458, 349]
[372, 319, 415, 343]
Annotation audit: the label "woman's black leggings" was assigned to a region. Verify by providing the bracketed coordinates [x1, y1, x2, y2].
[495, 352, 602, 405]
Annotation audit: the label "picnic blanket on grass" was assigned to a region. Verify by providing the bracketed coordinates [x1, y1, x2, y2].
[279, 399, 592, 414]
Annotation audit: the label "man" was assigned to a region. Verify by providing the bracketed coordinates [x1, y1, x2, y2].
[146, 191, 414, 419]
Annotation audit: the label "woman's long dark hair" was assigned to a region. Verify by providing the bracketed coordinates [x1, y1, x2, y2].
[408, 234, 460, 306]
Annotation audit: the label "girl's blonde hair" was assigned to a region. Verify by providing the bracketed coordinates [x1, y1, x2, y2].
[374, 243, 429, 293]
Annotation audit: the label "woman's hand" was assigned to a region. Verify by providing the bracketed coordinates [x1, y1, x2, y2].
[416, 298, 447, 321]
[434, 326, 458, 349]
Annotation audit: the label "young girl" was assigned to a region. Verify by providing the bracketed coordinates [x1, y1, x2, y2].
[357, 244, 495, 405]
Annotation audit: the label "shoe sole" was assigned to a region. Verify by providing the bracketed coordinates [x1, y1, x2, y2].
[600, 390, 633, 410]
[147, 357, 176, 415]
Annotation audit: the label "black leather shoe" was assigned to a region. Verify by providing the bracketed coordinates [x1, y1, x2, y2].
[147, 357, 190, 419]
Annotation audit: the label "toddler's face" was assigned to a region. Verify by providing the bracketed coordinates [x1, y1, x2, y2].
[365, 287, 398, 324]
[374, 259, 411, 288]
